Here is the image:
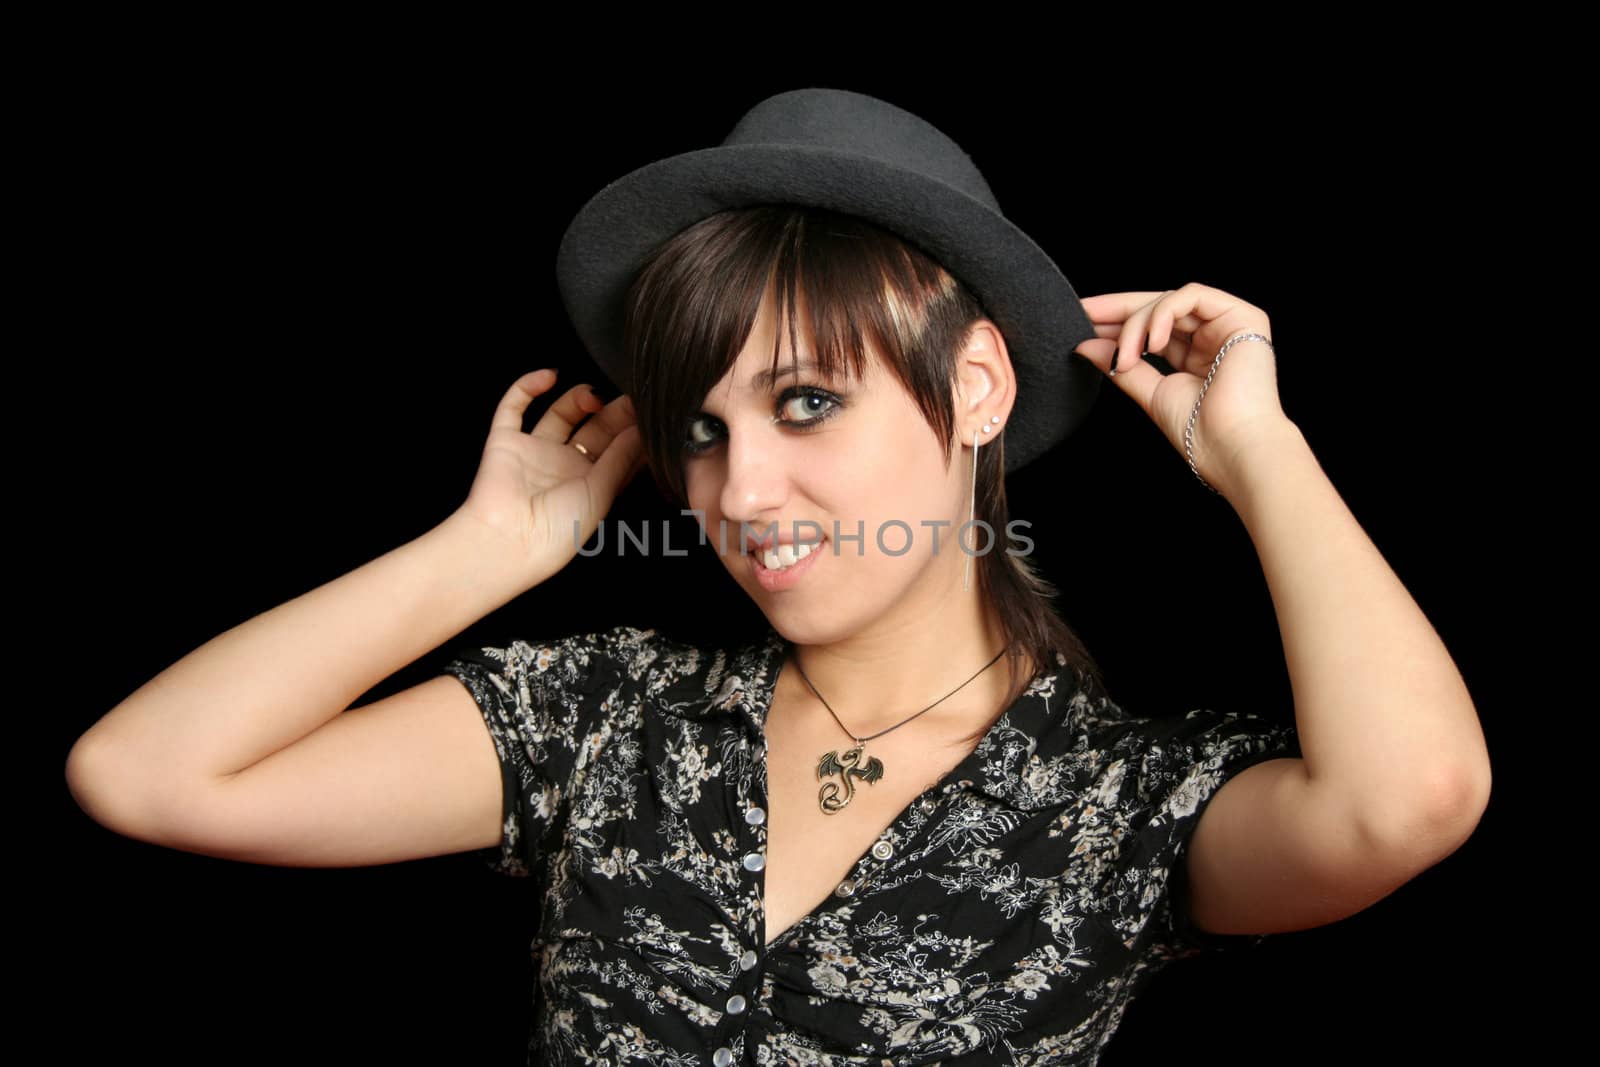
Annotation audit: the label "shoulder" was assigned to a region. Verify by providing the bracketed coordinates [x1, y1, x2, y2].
[448, 623, 776, 722]
[446, 623, 680, 692]
[1060, 668, 1285, 746]
[1044, 671, 1297, 791]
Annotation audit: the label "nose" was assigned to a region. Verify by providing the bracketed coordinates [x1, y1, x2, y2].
[718, 420, 787, 531]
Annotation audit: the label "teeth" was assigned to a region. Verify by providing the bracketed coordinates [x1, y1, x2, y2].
[762, 540, 818, 570]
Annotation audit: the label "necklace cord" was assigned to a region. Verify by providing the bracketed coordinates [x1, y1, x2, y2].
[791, 644, 1010, 745]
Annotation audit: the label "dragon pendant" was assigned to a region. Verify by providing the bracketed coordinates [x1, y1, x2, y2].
[816, 744, 886, 814]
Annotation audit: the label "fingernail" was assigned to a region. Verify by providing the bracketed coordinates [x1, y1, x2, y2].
[1109, 349, 1120, 377]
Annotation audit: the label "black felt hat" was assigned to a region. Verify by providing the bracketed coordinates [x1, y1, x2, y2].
[555, 87, 1102, 475]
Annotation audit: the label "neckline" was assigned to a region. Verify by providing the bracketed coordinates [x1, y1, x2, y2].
[683, 620, 1091, 816]
[743, 624, 1083, 951]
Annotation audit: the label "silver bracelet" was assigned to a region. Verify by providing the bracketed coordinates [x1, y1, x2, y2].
[1184, 331, 1274, 494]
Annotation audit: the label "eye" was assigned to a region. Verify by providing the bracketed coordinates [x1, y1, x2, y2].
[779, 388, 839, 423]
[683, 386, 844, 457]
[686, 414, 724, 452]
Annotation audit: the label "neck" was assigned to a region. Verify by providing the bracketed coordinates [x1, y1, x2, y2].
[774, 562, 1028, 738]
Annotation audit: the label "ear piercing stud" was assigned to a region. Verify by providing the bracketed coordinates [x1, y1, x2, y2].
[981, 415, 1001, 434]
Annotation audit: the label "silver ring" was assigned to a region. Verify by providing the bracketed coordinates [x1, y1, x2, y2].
[571, 440, 592, 458]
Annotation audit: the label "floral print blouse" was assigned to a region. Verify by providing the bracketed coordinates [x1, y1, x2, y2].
[442, 623, 1300, 1066]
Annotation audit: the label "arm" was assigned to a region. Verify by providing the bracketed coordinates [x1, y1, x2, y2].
[66, 509, 540, 831]
[1178, 420, 1490, 939]
[1071, 286, 1489, 938]
[65, 367, 645, 853]
[1222, 419, 1490, 855]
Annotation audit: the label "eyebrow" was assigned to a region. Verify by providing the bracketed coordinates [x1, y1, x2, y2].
[749, 357, 819, 391]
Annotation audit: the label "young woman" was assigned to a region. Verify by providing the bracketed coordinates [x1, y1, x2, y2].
[66, 88, 1491, 1065]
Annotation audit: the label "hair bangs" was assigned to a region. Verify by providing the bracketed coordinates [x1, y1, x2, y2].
[623, 205, 981, 508]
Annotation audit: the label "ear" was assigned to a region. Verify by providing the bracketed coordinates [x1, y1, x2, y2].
[955, 319, 1017, 434]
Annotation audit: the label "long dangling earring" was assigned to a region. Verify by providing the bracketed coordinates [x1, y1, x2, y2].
[963, 416, 1001, 592]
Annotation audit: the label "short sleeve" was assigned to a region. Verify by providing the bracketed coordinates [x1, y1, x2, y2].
[441, 625, 645, 877]
[1122, 707, 1302, 959]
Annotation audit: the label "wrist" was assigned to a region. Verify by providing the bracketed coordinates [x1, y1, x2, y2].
[432, 507, 558, 604]
[1215, 419, 1315, 512]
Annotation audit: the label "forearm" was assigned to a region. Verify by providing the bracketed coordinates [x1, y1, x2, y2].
[1224, 422, 1489, 853]
[72, 508, 540, 785]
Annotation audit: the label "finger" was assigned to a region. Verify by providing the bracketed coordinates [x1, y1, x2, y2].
[1115, 289, 1214, 374]
[1112, 296, 1164, 380]
[1148, 329, 1196, 370]
[526, 380, 607, 443]
[1173, 282, 1259, 327]
[1146, 310, 1208, 355]
[1148, 284, 1261, 376]
[1077, 292, 1174, 325]
[585, 423, 646, 510]
[491, 370, 603, 439]
[566, 391, 638, 458]
[1081, 312, 1201, 349]
[1075, 313, 1152, 374]
[490, 370, 563, 435]
[1075, 337, 1165, 420]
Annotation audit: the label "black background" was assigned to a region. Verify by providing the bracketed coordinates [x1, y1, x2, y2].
[37, 37, 1540, 1066]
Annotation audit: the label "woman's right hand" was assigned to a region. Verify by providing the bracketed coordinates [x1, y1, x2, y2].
[454, 369, 647, 580]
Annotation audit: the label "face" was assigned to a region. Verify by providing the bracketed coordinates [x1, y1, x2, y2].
[681, 287, 1012, 645]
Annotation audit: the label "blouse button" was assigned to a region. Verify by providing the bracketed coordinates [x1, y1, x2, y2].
[743, 852, 765, 872]
[726, 993, 748, 1014]
[871, 840, 894, 860]
[745, 806, 766, 826]
[740, 949, 759, 970]
[921, 798, 936, 813]
[835, 879, 856, 898]
[712, 1048, 734, 1067]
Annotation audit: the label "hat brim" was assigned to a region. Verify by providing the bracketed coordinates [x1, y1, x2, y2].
[556, 143, 1102, 474]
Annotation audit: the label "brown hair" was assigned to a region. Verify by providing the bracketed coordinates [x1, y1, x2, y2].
[621, 205, 1103, 743]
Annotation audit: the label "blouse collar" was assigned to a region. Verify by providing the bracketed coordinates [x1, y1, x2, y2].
[645, 621, 1103, 813]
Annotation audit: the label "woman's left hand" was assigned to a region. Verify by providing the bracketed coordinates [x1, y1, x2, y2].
[1072, 283, 1297, 497]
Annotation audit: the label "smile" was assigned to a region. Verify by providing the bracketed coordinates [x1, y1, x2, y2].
[751, 536, 827, 591]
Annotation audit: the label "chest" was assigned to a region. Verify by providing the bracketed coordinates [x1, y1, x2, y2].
[757, 693, 981, 947]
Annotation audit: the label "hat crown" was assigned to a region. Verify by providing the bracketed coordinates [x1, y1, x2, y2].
[721, 88, 1002, 213]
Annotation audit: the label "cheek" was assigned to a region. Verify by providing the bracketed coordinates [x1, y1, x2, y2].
[683, 466, 715, 513]
[851, 436, 957, 523]
[681, 478, 719, 541]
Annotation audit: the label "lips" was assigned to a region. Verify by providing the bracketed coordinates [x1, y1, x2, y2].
[750, 533, 827, 591]
[752, 535, 825, 570]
